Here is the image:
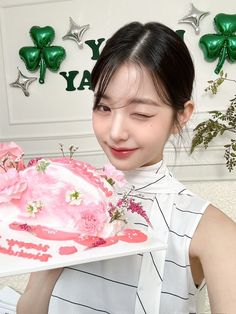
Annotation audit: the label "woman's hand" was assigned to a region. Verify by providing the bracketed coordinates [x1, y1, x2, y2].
[17, 267, 63, 314]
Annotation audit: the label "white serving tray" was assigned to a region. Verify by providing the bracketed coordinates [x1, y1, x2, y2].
[0, 222, 166, 277]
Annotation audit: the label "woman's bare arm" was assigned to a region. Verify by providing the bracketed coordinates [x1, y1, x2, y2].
[191, 204, 236, 314]
[17, 268, 63, 314]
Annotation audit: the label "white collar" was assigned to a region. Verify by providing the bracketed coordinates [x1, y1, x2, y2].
[123, 160, 185, 194]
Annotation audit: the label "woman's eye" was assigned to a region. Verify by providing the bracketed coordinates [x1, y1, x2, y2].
[96, 104, 111, 112]
[132, 113, 153, 119]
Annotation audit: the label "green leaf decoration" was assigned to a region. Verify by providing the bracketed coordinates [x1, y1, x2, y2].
[19, 26, 66, 84]
[191, 95, 236, 172]
[199, 13, 236, 74]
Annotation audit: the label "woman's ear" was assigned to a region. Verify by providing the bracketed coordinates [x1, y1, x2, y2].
[172, 100, 194, 134]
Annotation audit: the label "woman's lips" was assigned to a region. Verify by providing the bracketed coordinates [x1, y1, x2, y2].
[109, 146, 138, 159]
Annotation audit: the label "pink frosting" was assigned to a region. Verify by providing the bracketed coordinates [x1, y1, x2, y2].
[8, 159, 114, 236]
[51, 158, 113, 197]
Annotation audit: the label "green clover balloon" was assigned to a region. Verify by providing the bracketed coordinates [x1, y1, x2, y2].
[19, 26, 66, 84]
[199, 13, 236, 74]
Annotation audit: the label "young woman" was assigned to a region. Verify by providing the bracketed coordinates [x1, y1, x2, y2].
[17, 22, 236, 314]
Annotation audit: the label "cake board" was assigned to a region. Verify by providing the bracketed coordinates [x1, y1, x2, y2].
[0, 222, 167, 278]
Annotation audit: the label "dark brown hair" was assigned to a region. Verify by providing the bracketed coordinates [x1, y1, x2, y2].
[91, 21, 195, 128]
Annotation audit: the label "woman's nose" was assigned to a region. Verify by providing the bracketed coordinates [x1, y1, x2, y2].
[109, 112, 128, 142]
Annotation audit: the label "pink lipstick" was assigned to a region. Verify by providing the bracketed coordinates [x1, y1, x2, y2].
[109, 147, 137, 159]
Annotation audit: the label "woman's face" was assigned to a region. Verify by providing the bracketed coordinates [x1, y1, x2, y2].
[92, 63, 176, 171]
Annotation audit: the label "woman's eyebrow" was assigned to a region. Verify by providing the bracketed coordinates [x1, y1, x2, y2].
[94, 94, 160, 107]
[130, 97, 159, 107]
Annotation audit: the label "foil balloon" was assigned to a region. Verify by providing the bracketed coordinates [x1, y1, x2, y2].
[179, 3, 210, 34]
[62, 17, 90, 48]
[10, 67, 37, 96]
[199, 13, 236, 74]
[19, 26, 66, 84]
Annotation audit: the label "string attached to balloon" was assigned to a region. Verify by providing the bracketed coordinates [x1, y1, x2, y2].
[179, 3, 210, 34]
[199, 13, 236, 74]
[19, 26, 66, 84]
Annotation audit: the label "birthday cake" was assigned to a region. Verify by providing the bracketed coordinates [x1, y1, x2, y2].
[0, 143, 152, 269]
[0, 142, 150, 241]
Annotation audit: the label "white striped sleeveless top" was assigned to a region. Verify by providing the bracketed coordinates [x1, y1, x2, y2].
[49, 160, 209, 314]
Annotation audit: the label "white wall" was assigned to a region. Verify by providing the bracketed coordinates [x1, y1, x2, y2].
[0, 0, 235, 181]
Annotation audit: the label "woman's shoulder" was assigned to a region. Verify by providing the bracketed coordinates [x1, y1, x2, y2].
[190, 204, 236, 258]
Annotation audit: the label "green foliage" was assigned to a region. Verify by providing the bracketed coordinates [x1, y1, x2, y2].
[191, 73, 236, 171]
[224, 139, 236, 172]
[204, 70, 226, 94]
[204, 70, 236, 94]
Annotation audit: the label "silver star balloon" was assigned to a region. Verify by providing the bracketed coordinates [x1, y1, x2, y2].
[63, 17, 90, 48]
[179, 3, 210, 34]
[10, 68, 37, 97]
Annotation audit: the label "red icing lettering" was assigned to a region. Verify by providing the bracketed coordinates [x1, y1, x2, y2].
[7, 238, 49, 252]
[0, 244, 52, 262]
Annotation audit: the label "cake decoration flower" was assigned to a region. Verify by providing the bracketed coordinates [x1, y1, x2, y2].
[108, 202, 127, 223]
[0, 169, 27, 203]
[127, 198, 152, 227]
[27, 157, 43, 167]
[0, 142, 25, 173]
[100, 164, 127, 187]
[66, 189, 82, 205]
[78, 203, 108, 236]
[36, 159, 50, 172]
[109, 191, 152, 227]
[26, 200, 43, 217]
